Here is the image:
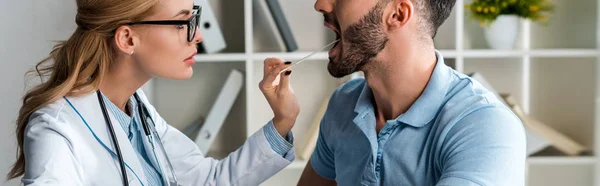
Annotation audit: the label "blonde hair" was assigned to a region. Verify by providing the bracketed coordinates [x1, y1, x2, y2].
[7, 0, 159, 180]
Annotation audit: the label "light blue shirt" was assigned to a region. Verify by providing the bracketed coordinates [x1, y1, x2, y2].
[103, 94, 294, 186]
[310, 50, 527, 186]
[103, 95, 164, 186]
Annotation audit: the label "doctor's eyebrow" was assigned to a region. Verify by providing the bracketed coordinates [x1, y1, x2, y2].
[172, 9, 191, 18]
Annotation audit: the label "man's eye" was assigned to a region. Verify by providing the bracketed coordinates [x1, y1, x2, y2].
[176, 25, 185, 29]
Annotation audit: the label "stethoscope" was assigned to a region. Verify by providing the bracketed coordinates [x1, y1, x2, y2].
[95, 90, 178, 186]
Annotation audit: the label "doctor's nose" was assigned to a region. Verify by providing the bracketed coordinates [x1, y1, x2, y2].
[193, 26, 204, 44]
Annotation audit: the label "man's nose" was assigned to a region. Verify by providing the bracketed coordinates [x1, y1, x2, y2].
[314, 0, 334, 14]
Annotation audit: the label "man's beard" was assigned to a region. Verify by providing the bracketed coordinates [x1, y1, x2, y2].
[328, 1, 389, 78]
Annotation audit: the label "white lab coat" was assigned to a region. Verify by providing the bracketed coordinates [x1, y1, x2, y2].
[22, 89, 294, 186]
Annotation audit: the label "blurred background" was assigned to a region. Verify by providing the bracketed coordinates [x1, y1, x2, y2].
[0, 0, 598, 185]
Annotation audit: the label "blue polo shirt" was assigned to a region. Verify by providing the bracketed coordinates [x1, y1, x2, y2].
[310, 50, 527, 185]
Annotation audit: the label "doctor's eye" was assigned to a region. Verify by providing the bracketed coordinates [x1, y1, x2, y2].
[176, 24, 185, 29]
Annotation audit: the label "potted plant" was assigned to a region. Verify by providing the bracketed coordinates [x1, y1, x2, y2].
[465, 0, 554, 49]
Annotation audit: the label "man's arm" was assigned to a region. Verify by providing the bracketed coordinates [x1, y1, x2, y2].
[297, 117, 337, 186]
[436, 106, 527, 186]
[298, 161, 337, 186]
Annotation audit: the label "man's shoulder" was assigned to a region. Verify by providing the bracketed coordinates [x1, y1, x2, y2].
[433, 74, 527, 186]
[438, 72, 524, 139]
[441, 72, 509, 117]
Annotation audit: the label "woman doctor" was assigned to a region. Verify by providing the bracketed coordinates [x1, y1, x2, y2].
[7, 0, 299, 185]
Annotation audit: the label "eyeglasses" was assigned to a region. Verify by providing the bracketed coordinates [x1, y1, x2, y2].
[126, 5, 202, 42]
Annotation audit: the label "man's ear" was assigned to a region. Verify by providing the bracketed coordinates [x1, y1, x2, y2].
[113, 25, 136, 55]
[386, 0, 414, 30]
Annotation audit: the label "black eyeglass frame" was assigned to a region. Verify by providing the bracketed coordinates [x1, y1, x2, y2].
[126, 5, 202, 42]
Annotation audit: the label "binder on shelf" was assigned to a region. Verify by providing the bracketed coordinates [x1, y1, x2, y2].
[298, 96, 330, 160]
[193, 70, 244, 154]
[195, 0, 227, 53]
[298, 73, 362, 160]
[183, 116, 206, 140]
[263, 0, 298, 52]
[501, 93, 588, 156]
[298, 73, 363, 160]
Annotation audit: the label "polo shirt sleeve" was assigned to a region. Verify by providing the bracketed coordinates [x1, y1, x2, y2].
[436, 106, 526, 186]
[310, 121, 336, 180]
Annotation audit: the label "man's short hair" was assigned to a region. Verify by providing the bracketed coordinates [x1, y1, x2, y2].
[416, 0, 457, 38]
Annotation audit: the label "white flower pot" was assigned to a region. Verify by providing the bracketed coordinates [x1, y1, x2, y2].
[484, 15, 520, 50]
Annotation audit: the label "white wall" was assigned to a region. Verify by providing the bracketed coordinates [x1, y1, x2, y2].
[0, 0, 76, 185]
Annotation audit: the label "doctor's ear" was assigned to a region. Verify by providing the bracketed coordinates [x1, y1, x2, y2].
[386, 0, 414, 29]
[113, 25, 137, 56]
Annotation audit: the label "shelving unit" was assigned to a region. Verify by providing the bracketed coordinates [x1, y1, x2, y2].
[146, 0, 600, 185]
[194, 49, 599, 62]
[527, 157, 597, 165]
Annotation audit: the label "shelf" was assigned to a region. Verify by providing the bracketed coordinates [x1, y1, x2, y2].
[529, 49, 599, 57]
[462, 49, 599, 58]
[250, 50, 458, 61]
[527, 156, 596, 165]
[194, 49, 599, 63]
[194, 53, 247, 62]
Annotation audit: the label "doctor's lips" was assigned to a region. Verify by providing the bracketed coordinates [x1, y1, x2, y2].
[323, 14, 341, 40]
[184, 51, 197, 65]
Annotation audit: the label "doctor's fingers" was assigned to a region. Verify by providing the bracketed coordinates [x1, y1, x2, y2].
[277, 70, 293, 94]
[262, 58, 291, 77]
[260, 62, 291, 91]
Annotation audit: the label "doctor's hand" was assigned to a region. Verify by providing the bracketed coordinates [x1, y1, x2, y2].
[259, 58, 300, 138]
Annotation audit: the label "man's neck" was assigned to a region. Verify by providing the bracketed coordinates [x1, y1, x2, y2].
[98, 58, 151, 114]
[363, 46, 437, 132]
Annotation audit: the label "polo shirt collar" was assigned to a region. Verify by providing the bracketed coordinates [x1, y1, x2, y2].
[353, 50, 452, 128]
